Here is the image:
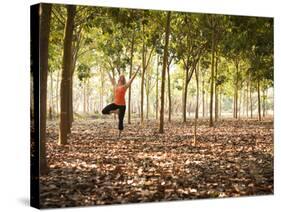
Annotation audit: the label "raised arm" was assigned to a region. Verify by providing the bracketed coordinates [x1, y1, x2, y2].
[107, 71, 116, 87]
[125, 66, 141, 89]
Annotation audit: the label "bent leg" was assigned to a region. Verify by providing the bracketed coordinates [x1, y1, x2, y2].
[102, 103, 118, 115]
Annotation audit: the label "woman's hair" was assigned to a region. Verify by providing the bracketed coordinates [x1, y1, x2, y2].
[118, 75, 126, 85]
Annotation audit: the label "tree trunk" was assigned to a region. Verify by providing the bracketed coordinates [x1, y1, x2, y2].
[159, 11, 171, 133]
[59, 5, 76, 145]
[257, 79, 261, 121]
[100, 67, 104, 112]
[156, 55, 159, 120]
[209, 27, 215, 127]
[140, 21, 146, 124]
[67, 77, 73, 134]
[246, 75, 249, 118]
[69, 28, 82, 128]
[39, 3, 52, 174]
[196, 61, 200, 119]
[194, 65, 199, 145]
[219, 88, 222, 117]
[250, 81, 253, 119]
[235, 62, 239, 119]
[262, 87, 266, 117]
[238, 85, 242, 119]
[56, 69, 60, 115]
[233, 93, 236, 118]
[183, 68, 188, 122]
[146, 87, 149, 119]
[86, 79, 91, 113]
[49, 70, 53, 120]
[167, 62, 172, 122]
[214, 54, 218, 122]
[202, 73, 205, 117]
[83, 82, 86, 113]
[128, 30, 135, 124]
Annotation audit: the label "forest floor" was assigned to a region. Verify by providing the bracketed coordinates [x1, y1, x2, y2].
[40, 117, 274, 208]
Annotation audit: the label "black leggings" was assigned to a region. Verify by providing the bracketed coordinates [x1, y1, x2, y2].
[102, 103, 126, 131]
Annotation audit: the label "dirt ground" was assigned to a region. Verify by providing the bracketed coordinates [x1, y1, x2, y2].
[40, 118, 273, 208]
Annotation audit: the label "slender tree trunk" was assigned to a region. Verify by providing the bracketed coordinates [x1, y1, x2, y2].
[194, 66, 199, 145]
[146, 88, 149, 119]
[209, 27, 215, 127]
[159, 11, 171, 133]
[49, 70, 53, 120]
[239, 84, 242, 119]
[206, 92, 209, 116]
[140, 21, 146, 124]
[257, 79, 261, 121]
[87, 79, 90, 113]
[219, 88, 222, 118]
[196, 61, 200, 119]
[83, 82, 86, 113]
[233, 93, 236, 118]
[100, 67, 104, 112]
[214, 54, 218, 122]
[39, 3, 52, 174]
[183, 68, 188, 122]
[128, 30, 135, 124]
[156, 55, 159, 120]
[262, 87, 266, 117]
[56, 69, 60, 115]
[246, 75, 249, 118]
[167, 62, 172, 122]
[202, 73, 205, 117]
[235, 62, 239, 119]
[66, 77, 73, 134]
[59, 5, 76, 145]
[69, 29, 82, 128]
[250, 81, 253, 119]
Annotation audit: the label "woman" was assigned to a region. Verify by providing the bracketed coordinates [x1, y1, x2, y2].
[102, 67, 140, 137]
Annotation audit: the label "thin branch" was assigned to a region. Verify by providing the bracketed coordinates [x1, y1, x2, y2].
[51, 10, 64, 26]
[53, 7, 65, 25]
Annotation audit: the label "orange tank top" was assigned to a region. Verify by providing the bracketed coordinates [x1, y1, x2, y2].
[114, 86, 127, 105]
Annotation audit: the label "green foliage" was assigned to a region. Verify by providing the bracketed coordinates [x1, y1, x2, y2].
[47, 5, 273, 116]
[77, 63, 91, 85]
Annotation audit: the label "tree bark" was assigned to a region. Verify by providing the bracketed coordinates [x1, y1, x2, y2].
[194, 65, 199, 145]
[159, 11, 171, 133]
[235, 62, 239, 119]
[196, 60, 200, 119]
[262, 87, 266, 117]
[39, 3, 52, 174]
[49, 69, 53, 120]
[209, 27, 215, 127]
[99, 67, 104, 112]
[128, 30, 135, 124]
[146, 85, 149, 119]
[250, 80, 253, 119]
[156, 55, 159, 120]
[183, 67, 188, 122]
[140, 21, 146, 124]
[219, 88, 222, 117]
[56, 69, 60, 115]
[59, 5, 76, 145]
[202, 72, 205, 117]
[214, 53, 218, 122]
[257, 79, 261, 121]
[246, 74, 247, 118]
[167, 60, 172, 122]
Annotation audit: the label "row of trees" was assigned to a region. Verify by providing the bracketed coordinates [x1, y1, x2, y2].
[36, 4, 273, 174]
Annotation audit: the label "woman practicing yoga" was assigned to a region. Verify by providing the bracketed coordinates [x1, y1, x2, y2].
[102, 66, 140, 137]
